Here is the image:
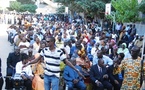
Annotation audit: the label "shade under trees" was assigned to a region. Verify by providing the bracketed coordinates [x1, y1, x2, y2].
[54, 0, 111, 19]
[8, 0, 37, 13]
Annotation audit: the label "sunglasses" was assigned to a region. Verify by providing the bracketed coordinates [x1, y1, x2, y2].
[46, 40, 51, 43]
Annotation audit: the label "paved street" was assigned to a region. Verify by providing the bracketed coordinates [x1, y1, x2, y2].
[0, 24, 13, 90]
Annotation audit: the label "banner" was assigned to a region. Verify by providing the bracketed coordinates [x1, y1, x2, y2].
[65, 7, 69, 14]
[105, 3, 111, 15]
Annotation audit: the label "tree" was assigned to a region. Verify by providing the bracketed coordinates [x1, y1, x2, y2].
[139, 0, 145, 14]
[54, 0, 110, 18]
[111, 0, 140, 23]
[20, 4, 37, 13]
[56, 6, 65, 14]
[76, 0, 105, 18]
[17, 0, 34, 4]
[8, 0, 37, 13]
[8, 1, 21, 12]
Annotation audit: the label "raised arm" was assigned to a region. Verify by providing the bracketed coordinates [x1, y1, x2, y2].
[113, 59, 126, 74]
[24, 55, 42, 67]
[64, 59, 85, 79]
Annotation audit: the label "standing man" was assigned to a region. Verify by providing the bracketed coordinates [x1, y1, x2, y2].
[24, 36, 84, 90]
[114, 45, 144, 89]
[0, 58, 3, 90]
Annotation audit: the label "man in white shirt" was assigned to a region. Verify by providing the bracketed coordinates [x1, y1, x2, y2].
[15, 53, 33, 90]
[93, 50, 113, 66]
[18, 37, 30, 54]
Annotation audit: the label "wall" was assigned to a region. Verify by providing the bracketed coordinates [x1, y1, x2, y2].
[135, 23, 145, 35]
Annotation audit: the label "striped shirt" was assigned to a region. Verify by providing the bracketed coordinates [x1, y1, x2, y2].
[40, 47, 66, 77]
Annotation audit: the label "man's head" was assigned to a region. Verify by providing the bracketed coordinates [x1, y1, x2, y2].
[21, 53, 29, 64]
[113, 57, 122, 65]
[76, 41, 82, 50]
[121, 43, 126, 49]
[70, 59, 76, 66]
[14, 47, 20, 55]
[98, 59, 104, 67]
[139, 36, 143, 41]
[40, 41, 46, 49]
[90, 39, 95, 46]
[131, 45, 140, 59]
[97, 50, 103, 59]
[22, 37, 27, 42]
[45, 36, 55, 47]
[118, 53, 125, 60]
[35, 37, 40, 43]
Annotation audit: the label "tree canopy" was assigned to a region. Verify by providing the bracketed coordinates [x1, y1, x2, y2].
[110, 0, 140, 23]
[54, 0, 111, 18]
[17, 0, 35, 4]
[8, 1, 21, 11]
[8, 1, 37, 13]
[139, 0, 145, 14]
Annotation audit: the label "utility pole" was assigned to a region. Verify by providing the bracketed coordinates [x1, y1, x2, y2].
[112, 12, 116, 33]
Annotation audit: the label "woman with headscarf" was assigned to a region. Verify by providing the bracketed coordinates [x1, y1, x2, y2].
[32, 53, 44, 90]
[76, 47, 92, 90]
[117, 43, 131, 59]
[117, 43, 129, 54]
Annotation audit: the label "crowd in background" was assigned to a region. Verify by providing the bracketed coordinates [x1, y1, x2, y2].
[0, 13, 144, 90]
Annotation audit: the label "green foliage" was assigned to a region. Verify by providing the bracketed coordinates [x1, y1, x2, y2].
[139, 0, 145, 14]
[56, 6, 65, 14]
[20, 4, 37, 13]
[8, 1, 37, 13]
[77, 1, 105, 17]
[111, 0, 140, 23]
[54, 0, 75, 6]
[8, 1, 21, 11]
[17, 0, 35, 4]
[54, 0, 109, 18]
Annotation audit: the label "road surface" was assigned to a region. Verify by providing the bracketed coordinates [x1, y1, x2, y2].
[0, 24, 13, 90]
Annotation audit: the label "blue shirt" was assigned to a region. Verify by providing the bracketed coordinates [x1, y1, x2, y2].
[87, 44, 93, 61]
[93, 55, 113, 66]
[63, 65, 82, 82]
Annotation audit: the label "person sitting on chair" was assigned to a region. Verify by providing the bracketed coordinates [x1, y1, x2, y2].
[63, 59, 86, 90]
[32, 53, 44, 90]
[90, 59, 113, 90]
[108, 53, 124, 90]
[6, 47, 21, 89]
[15, 53, 33, 90]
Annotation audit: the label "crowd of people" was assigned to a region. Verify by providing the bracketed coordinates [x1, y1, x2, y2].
[0, 13, 145, 90]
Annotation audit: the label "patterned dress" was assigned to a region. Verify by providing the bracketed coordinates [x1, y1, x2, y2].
[113, 57, 144, 90]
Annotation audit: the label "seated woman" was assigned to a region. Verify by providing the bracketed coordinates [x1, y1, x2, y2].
[76, 48, 92, 90]
[76, 47, 92, 72]
[31, 53, 44, 90]
[15, 53, 33, 90]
